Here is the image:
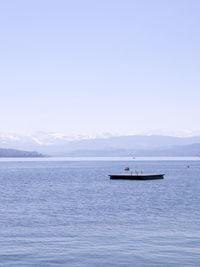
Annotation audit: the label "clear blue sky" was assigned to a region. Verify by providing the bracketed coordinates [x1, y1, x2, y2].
[0, 0, 200, 136]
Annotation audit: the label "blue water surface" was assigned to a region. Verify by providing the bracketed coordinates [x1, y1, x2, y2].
[0, 158, 200, 266]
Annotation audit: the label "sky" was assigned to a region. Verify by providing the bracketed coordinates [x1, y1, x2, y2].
[0, 0, 200, 136]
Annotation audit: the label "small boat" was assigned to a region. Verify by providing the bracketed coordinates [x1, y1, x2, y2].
[109, 173, 164, 180]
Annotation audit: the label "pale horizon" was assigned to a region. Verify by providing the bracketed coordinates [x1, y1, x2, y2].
[1, 129, 200, 140]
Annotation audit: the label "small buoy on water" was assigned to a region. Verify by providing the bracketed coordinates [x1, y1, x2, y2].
[187, 165, 190, 168]
[124, 167, 130, 171]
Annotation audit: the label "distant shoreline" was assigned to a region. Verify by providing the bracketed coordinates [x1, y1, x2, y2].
[0, 156, 199, 162]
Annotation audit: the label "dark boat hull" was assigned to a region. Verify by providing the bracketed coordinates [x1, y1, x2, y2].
[109, 174, 164, 180]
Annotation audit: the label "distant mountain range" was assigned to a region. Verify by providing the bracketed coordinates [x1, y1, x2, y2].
[0, 148, 44, 158]
[57, 143, 200, 157]
[0, 133, 200, 157]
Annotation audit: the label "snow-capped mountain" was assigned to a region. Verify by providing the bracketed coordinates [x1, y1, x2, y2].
[0, 132, 79, 147]
[0, 132, 114, 150]
[1, 132, 200, 156]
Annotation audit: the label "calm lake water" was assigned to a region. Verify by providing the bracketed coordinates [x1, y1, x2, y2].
[0, 158, 200, 266]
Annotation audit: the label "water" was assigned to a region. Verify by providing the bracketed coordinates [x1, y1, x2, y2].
[0, 158, 200, 266]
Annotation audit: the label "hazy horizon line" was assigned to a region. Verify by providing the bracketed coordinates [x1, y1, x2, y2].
[1, 130, 200, 139]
